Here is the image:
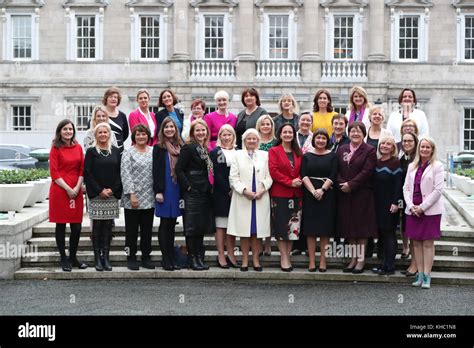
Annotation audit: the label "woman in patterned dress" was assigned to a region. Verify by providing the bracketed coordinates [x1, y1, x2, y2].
[84, 123, 122, 271]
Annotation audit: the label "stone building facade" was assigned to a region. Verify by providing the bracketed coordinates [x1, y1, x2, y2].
[0, 0, 474, 158]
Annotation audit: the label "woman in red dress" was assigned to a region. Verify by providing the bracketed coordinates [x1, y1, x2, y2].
[49, 119, 87, 271]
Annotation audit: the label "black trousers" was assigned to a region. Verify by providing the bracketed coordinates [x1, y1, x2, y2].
[185, 235, 205, 259]
[124, 208, 154, 259]
[379, 228, 397, 271]
[158, 217, 177, 267]
[55, 223, 81, 258]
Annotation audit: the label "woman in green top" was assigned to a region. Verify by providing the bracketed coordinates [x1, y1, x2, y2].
[256, 114, 276, 152]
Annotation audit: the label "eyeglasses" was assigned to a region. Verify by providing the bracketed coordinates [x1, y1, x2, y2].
[402, 139, 415, 143]
[349, 129, 362, 134]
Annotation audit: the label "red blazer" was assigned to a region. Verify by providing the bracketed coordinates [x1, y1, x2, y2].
[268, 145, 303, 198]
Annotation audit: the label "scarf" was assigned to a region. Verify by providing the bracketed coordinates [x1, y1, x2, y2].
[349, 107, 365, 124]
[196, 144, 214, 186]
[164, 141, 181, 183]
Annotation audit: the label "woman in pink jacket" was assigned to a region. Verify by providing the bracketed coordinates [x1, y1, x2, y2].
[128, 88, 158, 146]
[403, 137, 444, 289]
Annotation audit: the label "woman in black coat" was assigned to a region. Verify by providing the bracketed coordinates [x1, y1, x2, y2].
[210, 125, 239, 269]
[155, 89, 185, 139]
[175, 119, 215, 270]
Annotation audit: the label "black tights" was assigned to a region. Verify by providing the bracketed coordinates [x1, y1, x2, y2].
[158, 217, 177, 267]
[55, 223, 81, 258]
[186, 235, 205, 259]
[92, 220, 113, 250]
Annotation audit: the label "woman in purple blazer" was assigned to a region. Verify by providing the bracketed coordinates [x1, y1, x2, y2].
[403, 137, 444, 289]
[336, 121, 377, 273]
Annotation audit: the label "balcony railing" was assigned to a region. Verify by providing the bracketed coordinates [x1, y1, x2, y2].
[189, 60, 236, 80]
[255, 60, 301, 80]
[321, 61, 368, 82]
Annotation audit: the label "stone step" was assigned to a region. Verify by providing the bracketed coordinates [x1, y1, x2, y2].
[13, 267, 474, 286]
[25, 236, 474, 256]
[20, 250, 474, 272]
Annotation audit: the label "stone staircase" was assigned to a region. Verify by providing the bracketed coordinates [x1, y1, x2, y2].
[14, 194, 474, 285]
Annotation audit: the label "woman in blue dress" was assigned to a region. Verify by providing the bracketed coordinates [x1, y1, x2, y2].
[153, 117, 184, 271]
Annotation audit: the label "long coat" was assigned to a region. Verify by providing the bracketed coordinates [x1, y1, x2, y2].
[227, 149, 273, 238]
[336, 142, 377, 239]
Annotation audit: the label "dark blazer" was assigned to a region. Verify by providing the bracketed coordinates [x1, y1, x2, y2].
[155, 107, 185, 139]
[152, 145, 167, 195]
[175, 143, 212, 193]
[236, 106, 268, 130]
[210, 146, 233, 217]
[268, 144, 303, 198]
[336, 142, 377, 238]
[83, 146, 122, 199]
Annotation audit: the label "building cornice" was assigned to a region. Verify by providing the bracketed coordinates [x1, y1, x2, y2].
[255, 0, 303, 7]
[384, 0, 433, 8]
[190, 0, 239, 8]
[451, 0, 474, 9]
[125, 0, 174, 7]
[0, 0, 45, 7]
[62, 0, 110, 8]
[320, 0, 368, 8]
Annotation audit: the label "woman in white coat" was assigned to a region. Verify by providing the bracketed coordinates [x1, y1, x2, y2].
[227, 128, 273, 272]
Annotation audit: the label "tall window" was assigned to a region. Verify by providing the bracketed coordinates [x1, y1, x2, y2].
[75, 104, 94, 131]
[12, 106, 32, 131]
[12, 15, 32, 59]
[204, 15, 224, 59]
[465, 16, 474, 60]
[140, 15, 160, 59]
[268, 15, 289, 59]
[76, 15, 96, 59]
[399, 16, 418, 60]
[391, 12, 427, 62]
[333, 16, 353, 59]
[464, 108, 474, 151]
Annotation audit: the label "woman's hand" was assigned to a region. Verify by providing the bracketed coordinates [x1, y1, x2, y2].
[389, 204, 399, 214]
[155, 193, 164, 203]
[339, 182, 351, 193]
[66, 187, 77, 199]
[243, 188, 255, 200]
[130, 193, 139, 209]
[291, 178, 303, 188]
[411, 205, 423, 217]
[99, 189, 110, 199]
[254, 188, 266, 200]
[313, 189, 324, 201]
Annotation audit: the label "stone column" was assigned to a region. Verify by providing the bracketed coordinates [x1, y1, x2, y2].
[368, 0, 385, 60]
[237, 0, 255, 60]
[301, 0, 320, 60]
[171, 1, 190, 60]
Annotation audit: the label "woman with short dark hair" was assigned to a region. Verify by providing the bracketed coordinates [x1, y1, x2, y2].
[102, 86, 129, 154]
[235, 88, 268, 149]
[121, 124, 156, 271]
[155, 89, 185, 137]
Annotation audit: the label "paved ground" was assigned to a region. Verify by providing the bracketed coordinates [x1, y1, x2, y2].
[1, 279, 473, 316]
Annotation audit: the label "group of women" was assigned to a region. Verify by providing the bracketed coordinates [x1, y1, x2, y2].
[48, 85, 443, 289]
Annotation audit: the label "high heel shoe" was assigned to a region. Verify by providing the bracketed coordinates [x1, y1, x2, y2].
[225, 255, 239, 268]
[308, 268, 317, 272]
[343, 266, 355, 273]
[253, 266, 263, 272]
[281, 266, 293, 272]
[217, 257, 229, 269]
[240, 266, 248, 272]
[318, 267, 327, 273]
[412, 272, 424, 287]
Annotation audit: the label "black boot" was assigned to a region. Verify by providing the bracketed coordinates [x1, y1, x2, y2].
[102, 221, 112, 271]
[142, 256, 155, 269]
[196, 255, 209, 270]
[56, 224, 71, 271]
[127, 256, 140, 271]
[92, 221, 103, 271]
[60, 255, 72, 272]
[197, 237, 209, 270]
[190, 255, 204, 271]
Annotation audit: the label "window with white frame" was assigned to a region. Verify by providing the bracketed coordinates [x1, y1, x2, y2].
[390, 12, 428, 62]
[325, 13, 361, 60]
[11, 105, 32, 131]
[75, 104, 94, 131]
[261, 12, 297, 60]
[457, 14, 474, 62]
[66, 10, 103, 61]
[130, 13, 166, 61]
[196, 12, 232, 60]
[76, 15, 96, 59]
[2, 13, 39, 61]
[463, 108, 474, 151]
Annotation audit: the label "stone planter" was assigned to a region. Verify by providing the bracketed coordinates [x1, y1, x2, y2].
[23, 181, 46, 207]
[451, 173, 474, 196]
[0, 184, 34, 212]
[36, 178, 51, 203]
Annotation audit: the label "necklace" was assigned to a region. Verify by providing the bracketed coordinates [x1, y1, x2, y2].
[99, 149, 110, 157]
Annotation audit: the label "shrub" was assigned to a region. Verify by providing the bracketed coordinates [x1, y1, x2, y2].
[0, 170, 28, 184]
[455, 168, 474, 180]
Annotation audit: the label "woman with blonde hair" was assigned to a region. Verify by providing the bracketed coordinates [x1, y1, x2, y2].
[84, 123, 122, 271]
[273, 92, 300, 133]
[365, 106, 393, 149]
[403, 137, 444, 289]
[227, 128, 273, 271]
[176, 119, 215, 270]
[345, 86, 371, 130]
[129, 88, 158, 146]
[84, 106, 118, 150]
[372, 135, 402, 276]
[210, 125, 239, 268]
